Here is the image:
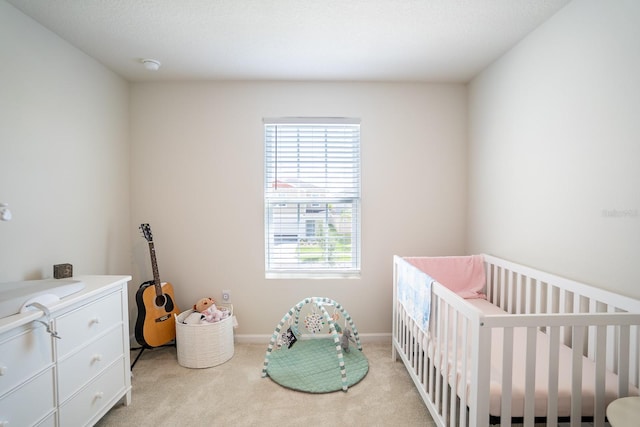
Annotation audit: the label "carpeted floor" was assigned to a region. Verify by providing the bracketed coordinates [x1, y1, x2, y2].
[96, 341, 435, 426]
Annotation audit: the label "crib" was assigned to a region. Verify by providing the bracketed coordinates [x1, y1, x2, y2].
[392, 254, 640, 427]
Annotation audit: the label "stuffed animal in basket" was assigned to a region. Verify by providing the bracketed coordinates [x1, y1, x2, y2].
[194, 297, 229, 323]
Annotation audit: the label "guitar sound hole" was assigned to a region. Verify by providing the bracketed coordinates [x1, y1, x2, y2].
[154, 293, 175, 312]
[155, 294, 167, 307]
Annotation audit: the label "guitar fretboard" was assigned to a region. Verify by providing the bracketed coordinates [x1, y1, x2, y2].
[148, 242, 162, 297]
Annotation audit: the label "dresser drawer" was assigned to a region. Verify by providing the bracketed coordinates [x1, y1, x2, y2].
[58, 326, 124, 402]
[0, 323, 52, 397]
[58, 358, 126, 427]
[0, 369, 55, 427]
[55, 291, 123, 358]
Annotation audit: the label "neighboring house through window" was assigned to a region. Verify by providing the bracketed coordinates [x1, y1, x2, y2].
[264, 117, 361, 278]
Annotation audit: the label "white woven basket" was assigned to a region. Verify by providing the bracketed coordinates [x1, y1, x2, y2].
[175, 304, 234, 368]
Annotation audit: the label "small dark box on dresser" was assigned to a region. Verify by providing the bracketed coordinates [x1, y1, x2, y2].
[53, 263, 73, 279]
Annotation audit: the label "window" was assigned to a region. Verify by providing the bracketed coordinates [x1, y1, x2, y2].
[264, 117, 361, 278]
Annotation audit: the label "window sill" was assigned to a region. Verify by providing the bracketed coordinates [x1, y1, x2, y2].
[266, 271, 361, 280]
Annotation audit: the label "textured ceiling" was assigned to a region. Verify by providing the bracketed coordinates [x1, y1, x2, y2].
[6, 0, 571, 82]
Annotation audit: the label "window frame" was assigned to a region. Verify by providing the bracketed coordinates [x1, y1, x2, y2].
[263, 117, 361, 279]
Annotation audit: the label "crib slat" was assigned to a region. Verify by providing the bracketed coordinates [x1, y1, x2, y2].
[500, 267, 507, 310]
[428, 299, 437, 399]
[419, 328, 426, 391]
[570, 326, 585, 426]
[525, 276, 533, 314]
[593, 325, 607, 427]
[587, 298, 598, 360]
[507, 270, 514, 313]
[523, 327, 537, 426]
[501, 327, 514, 426]
[547, 282, 555, 318]
[449, 311, 459, 427]
[485, 262, 493, 303]
[434, 299, 443, 411]
[469, 324, 491, 427]
[490, 265, 498, 306]
[442, 304, 450, 422]
[515, 273, 524, 314]
[607, 304, 617, 372]
[546, 326, 560, 427]
[413, 327, 418, 373]
[459, 317, 469, 427]
[414, 324, 420, 373]
[535, 279, 544, 315]
[631, 326, 640, 388]
[618, 324, 630, 397]
[573, 292, 581, 314]
[559, 289, 568, 345]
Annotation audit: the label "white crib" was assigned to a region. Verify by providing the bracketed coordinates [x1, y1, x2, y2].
[392, 254, 640, 427]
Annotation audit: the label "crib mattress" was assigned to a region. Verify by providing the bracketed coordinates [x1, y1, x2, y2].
[438, 299, 638, 418]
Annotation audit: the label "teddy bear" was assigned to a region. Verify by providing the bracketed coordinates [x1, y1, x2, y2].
[194, 297, 229, 323]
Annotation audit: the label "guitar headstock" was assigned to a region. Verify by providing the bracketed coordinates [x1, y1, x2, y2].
[140, 223, 154, 243]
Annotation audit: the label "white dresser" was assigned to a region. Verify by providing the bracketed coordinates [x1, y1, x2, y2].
[0, 275, 132, 427]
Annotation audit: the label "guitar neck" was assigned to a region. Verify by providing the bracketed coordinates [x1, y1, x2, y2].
[148, 241, 163, 296]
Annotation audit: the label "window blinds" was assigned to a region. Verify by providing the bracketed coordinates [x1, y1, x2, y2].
[264, 118, 361, 276]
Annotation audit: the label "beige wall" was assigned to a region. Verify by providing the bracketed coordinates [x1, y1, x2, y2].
[130, 82, 468, 337]
[468, 0, 640, 298]
[0, 2, 131, 282]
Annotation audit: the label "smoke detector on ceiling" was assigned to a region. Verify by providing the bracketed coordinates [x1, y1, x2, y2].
[141, 59, 161, 71]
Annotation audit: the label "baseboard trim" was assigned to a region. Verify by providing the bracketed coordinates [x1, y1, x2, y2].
[131, 330, 391, 346]
[234, 332, 391, 344]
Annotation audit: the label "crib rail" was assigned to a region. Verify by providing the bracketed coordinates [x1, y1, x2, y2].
[392, 254, 640, 427]
[483, 254, 640, 315]
[483, 254, 640, 377]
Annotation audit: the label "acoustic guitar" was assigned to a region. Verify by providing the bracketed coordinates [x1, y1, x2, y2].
[134, 223, 180, 348]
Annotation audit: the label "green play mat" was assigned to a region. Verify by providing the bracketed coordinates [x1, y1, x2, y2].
[265, 338, 369, 393]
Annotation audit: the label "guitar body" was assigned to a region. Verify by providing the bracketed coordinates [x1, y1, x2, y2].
[134, 224, 181, 348]
[134, 280, 180, 348]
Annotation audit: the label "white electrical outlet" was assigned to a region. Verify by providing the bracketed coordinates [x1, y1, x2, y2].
[222, 290, 231, 302]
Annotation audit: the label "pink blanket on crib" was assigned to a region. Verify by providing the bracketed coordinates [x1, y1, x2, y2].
[405, 255, 486, 299]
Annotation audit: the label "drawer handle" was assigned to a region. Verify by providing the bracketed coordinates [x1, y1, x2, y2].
[92, 354, 103, 363]
[90, 316, 101, 325]
[95, 391, 104, 400]
[0, 366, 7, 376]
